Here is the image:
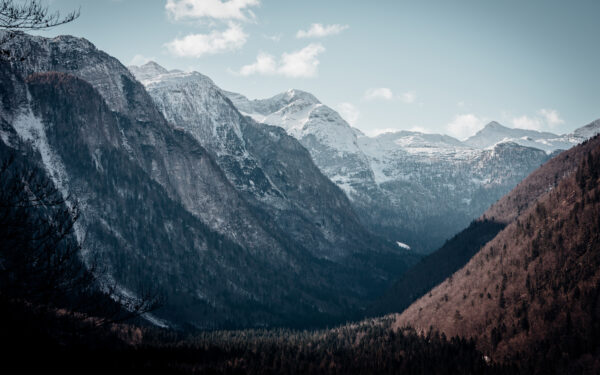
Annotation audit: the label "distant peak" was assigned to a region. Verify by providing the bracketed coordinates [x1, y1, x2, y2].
[142, 60, 162, 67]
[141, 61, 168, 73]
[53, 34, 95, 47]
[483, 121, 507, 130]
[284, 89, 320, 104]
[581, 118, 600, 129]
[573, 118, 600, 139]
[129, 61, 170, 82]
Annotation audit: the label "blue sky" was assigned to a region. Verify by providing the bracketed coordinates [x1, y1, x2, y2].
[39, 0, 600, 138]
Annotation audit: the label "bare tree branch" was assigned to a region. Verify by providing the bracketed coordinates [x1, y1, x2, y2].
[0, 0, 79, 31]
[0, 0, 79, 60]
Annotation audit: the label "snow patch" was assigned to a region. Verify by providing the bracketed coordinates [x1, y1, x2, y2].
[11, 107, 84, 243]
[396, 241, 411, 250]
[109, 282, 169, 328]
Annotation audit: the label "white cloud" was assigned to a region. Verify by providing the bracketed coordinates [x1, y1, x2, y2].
[510, 109, 564, 131]
[446, 114, 486, 140]
[399, 91, 416, 104]
[128, 54, 155, 66]
[238, 52, 277, 75]
[296, 23, 349, 38]
[263, 33, 282, 42]
[364, 87, 393, 101]
[165, 0, 260, 21]
[165, 23, 248, 58]
[336, 102, 359, 126]
[511, 115, 543, 131]
[364, 88, 416, 103]
[538, 108, 564, 127]
[279, 44, 325, 77]
[237, 43, 325, 78]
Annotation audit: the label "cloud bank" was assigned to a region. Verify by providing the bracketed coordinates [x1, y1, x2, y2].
[237, 43, 325, 78]
[165, 0, 260, 21]
[165, 23, 248, 58]
[364, 88, 416, 103]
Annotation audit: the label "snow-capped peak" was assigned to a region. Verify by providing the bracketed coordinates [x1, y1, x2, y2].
[482, 121, 506, 131]
[465, 121, 560, 150]
[128, 63, 221, 103]
[283, 88, 320, 104]
[128, 61, 169, 82]
[127, 61, 209, 89]
[371, 130, 467, 149]
[464, 120, 600, 154]
[572, 118, 600, 140]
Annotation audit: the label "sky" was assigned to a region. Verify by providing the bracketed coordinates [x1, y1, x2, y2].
[36, 0, 600, 139]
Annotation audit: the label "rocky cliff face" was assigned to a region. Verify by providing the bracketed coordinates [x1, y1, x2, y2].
[225, 90, 599, 253]
[129, 63, 399, 262]
[0, 33, 416, 330]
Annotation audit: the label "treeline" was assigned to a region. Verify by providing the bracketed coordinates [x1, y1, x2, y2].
[129, 319, 513, 375]
[2, 312, 515, 374]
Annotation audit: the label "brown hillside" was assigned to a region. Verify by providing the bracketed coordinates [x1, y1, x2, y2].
[394, 134, 600, 369]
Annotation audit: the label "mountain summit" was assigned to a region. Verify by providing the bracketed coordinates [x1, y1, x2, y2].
[465, 121, 580, 152]
[128, 61, 169, 82]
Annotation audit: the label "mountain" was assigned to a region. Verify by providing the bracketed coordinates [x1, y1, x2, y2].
[572, 118, 600, 143]
[394, 134, 600, 370]
[367, 119, 600, 317]
[128, 61, 414, 268]
[223, 88, 373, 199]
[225, 90, 566, 253]
[128, 61, 169, 81]
[371, 117, 600, 315]
[0, 33, 416, 330]
[465, 121, 581, 153]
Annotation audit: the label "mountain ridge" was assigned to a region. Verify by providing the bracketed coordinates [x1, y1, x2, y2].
[223, 86, 599, 253]
[394, 134, 600, 366]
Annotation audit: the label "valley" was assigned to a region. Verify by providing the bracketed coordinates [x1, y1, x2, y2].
[1, 1, 599, 373]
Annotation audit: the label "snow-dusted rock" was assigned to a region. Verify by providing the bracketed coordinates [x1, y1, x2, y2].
[225, 89, 598, 253]
[129, 62, 405, 264]
[464, 121, 587, 153]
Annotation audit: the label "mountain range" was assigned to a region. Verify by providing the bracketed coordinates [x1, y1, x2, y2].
[367, 121, 600, 317]
[220, 84, 598, 253]
[2, 32, 599, 335]
[2, 28, 600, 373]
[0, 32, 416, 330]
